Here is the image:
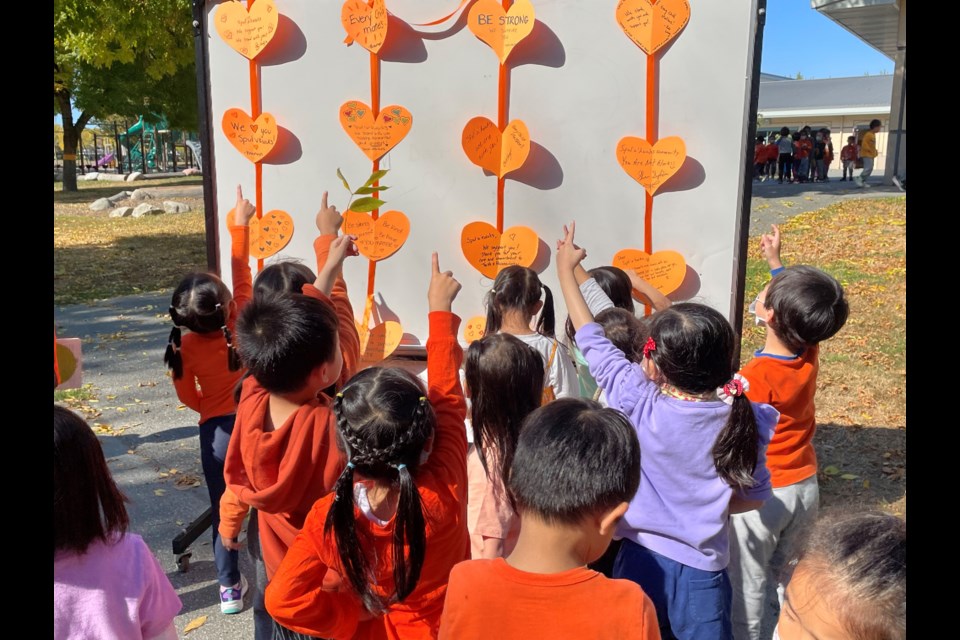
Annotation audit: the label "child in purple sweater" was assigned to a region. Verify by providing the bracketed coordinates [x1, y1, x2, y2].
[556, 223, 779, 640]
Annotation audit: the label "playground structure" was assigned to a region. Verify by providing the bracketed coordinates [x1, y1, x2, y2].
[53, 116, 202, 176]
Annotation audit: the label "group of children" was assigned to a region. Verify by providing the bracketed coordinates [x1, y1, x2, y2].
[753, 121, 880, 187]
[53, 188, 906, 640]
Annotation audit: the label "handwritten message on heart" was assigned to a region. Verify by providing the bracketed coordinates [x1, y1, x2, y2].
[463, 316, 487, 344]
[247, 210, 294, 259]
[468, 0, 536, 64]
[617, 136, 686, 195]
[462, 117, 530, 178]
[341, 0, 388, 54]
[215, 0, 279, 59]
[461, 222, 538, 279]
[340, 102, 413, 162]
[222, 109, 278, 163]
[357, 320, 404, 368]
[616, 0, 690, 55]
[342, 210, 410, 262]
[613, 249, 686, 295]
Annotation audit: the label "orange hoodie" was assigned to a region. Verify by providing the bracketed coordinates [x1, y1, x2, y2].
[170, 223, 252, 424]
[220, 234, 361, 578]
[265, 311, 469, 640]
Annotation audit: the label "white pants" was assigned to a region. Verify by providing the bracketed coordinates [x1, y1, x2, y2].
[728, 475, 820, 640]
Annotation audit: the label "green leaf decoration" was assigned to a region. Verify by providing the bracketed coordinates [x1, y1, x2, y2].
[336, 168, 351, 193]
[350, 197, 386, 213]
[362, 169, 389, 188]
[354, 186, 390, 195]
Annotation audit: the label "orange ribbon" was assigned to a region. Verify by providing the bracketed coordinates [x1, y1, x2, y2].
[643, 53, 656, 316]
[495, 0, 511, 234]
[367, 53, 382, 297]
[249, 0, 264, 272]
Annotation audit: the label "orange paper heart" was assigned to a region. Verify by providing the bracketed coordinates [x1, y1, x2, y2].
[222, 110, 279, 163]
[468, 0, 536, 64]
[341, 0, 388, 54]
[215, 0, 279, 59]
[246, 210, 294, 259]
[613, 249, 686, 295]
[463, 316, 487, 344]
[357, 320, 404, 368]
[342, 210, 410, 262]
[340, 102, 413, 162]
[616, 0, 690, 55]
[462, 117, 530, 178]
[617, 136, 686, 195]
[461, 222, 539, 279]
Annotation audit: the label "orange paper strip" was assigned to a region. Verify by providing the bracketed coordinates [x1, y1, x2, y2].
[468, 0, 536, 64]
[357, 320, 404, 368]
[215, 0, 279, 59]
[340, 101, 413, 162]
[341, 0, 389, 53]
[462, 117, 530, 179]
[247, 209, 294, 259]
[616, 136, 686, 195]
[461, 221, 539, 279]
[612, 249, 686, 295]
[222, 109, 278, 163]
[343, 210, 410, 262]
[463, 316, 487, 344]
[616, 0, 691, 55]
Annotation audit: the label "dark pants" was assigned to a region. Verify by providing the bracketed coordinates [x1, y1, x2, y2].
[777, 154, 792, 181]
[247, 511, 280, 640]
[199, 414, 241, 587]
[613, 540, 732, 640]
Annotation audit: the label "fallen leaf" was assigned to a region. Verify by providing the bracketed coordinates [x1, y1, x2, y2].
[127, 449, 135, 454]
[176, 520, 184, 526]
[840, 473, 859, 480]
[176, 405, 187, 410]
[169, 468, 179, 475]
[184, 615, 207, 634]
[822, 465, 840, 476]
[862, 480, 871, 489]
[116, 407, 128, 413]
[158, 472, 169, 478]
[138, 381, 157, 387]
[154, 489, 166, 496]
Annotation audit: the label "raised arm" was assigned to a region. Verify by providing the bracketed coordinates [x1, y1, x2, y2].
[424, 253, 467, 480]
[759, 224, 784, 273]
[555, 222, 595, 332]
[626, 270, 672, 312]
[229, 185, 255, 311]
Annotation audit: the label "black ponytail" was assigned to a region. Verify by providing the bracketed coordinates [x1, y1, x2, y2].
[163, 320, 184, 379]
[324, 369, 434, 615]
[712, 392, 760, 491]
[537, 283, 556, 338]
[215, 304, 242, 372]
[485, 265, 553, 337]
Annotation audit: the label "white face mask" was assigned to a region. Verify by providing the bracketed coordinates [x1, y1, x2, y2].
[748, 298, 767, 326]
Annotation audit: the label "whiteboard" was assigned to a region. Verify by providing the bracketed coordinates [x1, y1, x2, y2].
[205, 0, 760, 348]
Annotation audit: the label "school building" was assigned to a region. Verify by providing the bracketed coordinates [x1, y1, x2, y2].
[757, 0, 906, 182]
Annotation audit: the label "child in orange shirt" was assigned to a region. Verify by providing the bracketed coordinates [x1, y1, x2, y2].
[439, 398, 660, 640]
[728, 224, 849, 640]
[264, 253, 467, 640]
[219, 192, 361, 637]
[163, 185, 254, 615]
[465, 333, 544, 559]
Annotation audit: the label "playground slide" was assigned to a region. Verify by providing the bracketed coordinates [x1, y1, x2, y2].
[96, 152, 115, 168]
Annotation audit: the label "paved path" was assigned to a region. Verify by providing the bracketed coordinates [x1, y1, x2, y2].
[54, 174, 904, 638]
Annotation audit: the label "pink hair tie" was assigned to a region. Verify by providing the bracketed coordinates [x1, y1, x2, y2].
[717, 373, 750, 405]
[642, 337, 657, 359]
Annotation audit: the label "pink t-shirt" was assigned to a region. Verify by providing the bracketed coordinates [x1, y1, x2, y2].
[54, 533, 182, 640]
[467, 446, 520, 559]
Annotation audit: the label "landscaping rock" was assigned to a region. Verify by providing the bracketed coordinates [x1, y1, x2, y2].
[132, 203, 164, 218]
[126, 171, 144, 182]
[81, 172, 100, 181]
[89, 198, 112, 212]
[107, 191, 132, 204]
[181, 167, 201, 176]
[163, 201, 192, 214]
[130, 189, 153, 200]
[96, 173, 129, 182]
[109, 207, 134, 218]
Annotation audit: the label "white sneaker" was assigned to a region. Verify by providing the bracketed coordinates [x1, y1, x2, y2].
[854, 176, 863, 187]
[220, 575, 249, 614]
[862, 181, 873, 188]
[892, 176, 904, 191]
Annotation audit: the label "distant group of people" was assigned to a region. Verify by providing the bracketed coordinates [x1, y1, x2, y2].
[754, 119, 881, 187]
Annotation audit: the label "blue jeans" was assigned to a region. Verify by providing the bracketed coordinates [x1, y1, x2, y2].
[199, 414, 241, 587]
[614, 540, 733, 640]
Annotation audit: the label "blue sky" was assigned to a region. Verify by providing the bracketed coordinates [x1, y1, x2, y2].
[761, 1, 894, 78]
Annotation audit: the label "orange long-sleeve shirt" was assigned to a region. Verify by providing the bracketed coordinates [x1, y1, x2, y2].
[265, 311, 468, 640]
[220, 235, 361, 578]
[171, 223, 252, 424]
[741, 345, 820, 488]
[439, 558, 661, 640]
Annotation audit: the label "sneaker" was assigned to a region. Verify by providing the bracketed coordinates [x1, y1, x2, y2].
[892, 176, 904, 191]
[862, 182, 872, 188]
[220, 575, 248, 614]
[840, 177, 846, 181]
[854, 176, 863, 187]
